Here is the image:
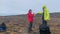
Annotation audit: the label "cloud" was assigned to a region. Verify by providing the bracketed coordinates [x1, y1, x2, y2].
[0, 0, 60, 16]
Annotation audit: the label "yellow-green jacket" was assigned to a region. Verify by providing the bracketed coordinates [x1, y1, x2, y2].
[43, 6, 50, 20]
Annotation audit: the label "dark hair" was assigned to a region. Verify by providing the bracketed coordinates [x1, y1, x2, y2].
[29, 9, 32, 11]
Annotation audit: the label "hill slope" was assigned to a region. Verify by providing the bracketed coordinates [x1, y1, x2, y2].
[0, 13, 60, 34]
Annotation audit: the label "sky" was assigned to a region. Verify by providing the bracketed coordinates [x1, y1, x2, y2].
[0, 0, 60, 16]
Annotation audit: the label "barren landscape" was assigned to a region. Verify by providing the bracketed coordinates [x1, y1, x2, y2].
[0, 13, 60, 34]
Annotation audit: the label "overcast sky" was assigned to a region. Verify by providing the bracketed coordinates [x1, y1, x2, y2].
[0, 0, 60, 16]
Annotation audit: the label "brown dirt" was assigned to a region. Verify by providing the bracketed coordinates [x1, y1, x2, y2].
[0, 14, 60, 34]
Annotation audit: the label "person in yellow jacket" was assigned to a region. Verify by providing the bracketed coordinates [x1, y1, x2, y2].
[39, 6, 51, 34]
[42, 5, 50, 25]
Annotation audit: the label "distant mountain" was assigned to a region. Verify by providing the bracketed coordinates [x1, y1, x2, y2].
[50, 12, 60, 18]
[36, 12, 60, 18]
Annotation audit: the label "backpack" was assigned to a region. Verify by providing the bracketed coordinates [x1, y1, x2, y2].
[0, 23, 6, 32]
[39, 24, 51, 34]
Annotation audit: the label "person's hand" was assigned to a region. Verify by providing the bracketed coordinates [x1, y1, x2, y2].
[33, 13, 35, 16]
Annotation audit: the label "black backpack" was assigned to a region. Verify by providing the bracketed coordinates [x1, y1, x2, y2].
[39, 24, 51, 34]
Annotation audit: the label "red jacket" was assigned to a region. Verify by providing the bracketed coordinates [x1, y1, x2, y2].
[27, 12, 34, 22]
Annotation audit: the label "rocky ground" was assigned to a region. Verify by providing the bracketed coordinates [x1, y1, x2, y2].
[0, 14, 60, 34]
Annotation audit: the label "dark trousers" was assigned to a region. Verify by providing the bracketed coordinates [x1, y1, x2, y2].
[28, 22, 33, 32]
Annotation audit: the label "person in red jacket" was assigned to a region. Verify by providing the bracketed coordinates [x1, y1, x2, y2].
[27, 9, 34, 32]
